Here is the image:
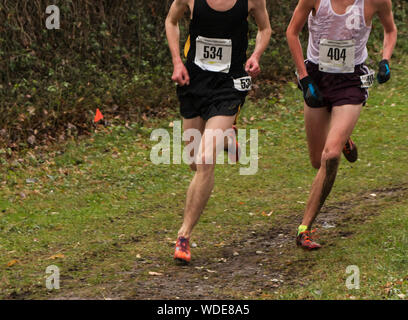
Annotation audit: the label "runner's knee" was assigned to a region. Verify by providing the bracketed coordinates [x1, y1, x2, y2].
[195, 151, 216, 172]
[311, 159, 321, 169]
[321, 148, 341, 167]
[196, 162, 215, 174]
[310, 151, 323, 169]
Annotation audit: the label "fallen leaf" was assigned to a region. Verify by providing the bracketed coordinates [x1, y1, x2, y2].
[149, 271, 163, 276]
[27, 135, 36, 145]
[6, 259, 20, 267]
[262, 211, 274, 217]
[48, 253, 65, 260]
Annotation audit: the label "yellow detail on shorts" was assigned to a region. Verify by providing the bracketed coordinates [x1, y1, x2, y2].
[235, 104, 242, 125]
[184, 35, 191, 58]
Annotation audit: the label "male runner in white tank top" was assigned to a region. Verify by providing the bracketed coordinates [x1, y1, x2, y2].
[286, 0, 397, 250]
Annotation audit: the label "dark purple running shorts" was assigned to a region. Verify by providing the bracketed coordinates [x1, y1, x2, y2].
[305, 60, 371, 109]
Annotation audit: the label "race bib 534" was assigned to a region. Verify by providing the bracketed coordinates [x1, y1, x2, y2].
[233, 76, 252, 91]
[194, 36, 232, 73]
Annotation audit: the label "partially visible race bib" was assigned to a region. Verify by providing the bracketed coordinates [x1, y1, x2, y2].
[194, 36, 232, 73]
[360, 69, 375, 88]
[319, 39, 356, 73]
[233, 76, 252, 91]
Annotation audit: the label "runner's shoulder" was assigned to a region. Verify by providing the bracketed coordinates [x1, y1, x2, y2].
[296, 0, 319, 11]
[369, 0, 393, 11]
[248, 0, 267, 12]
[171, 0, 193, 16]
[174, 0, 192, 8]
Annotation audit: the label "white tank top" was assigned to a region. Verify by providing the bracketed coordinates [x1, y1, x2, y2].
[307, 0, 372, 66]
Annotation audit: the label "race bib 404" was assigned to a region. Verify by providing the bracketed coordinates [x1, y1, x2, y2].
[194, 36, 232, 73]
[319, 39, 356, 74]
[360, 69, 375, 88]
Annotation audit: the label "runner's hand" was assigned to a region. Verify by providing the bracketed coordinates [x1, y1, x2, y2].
[299, 76, 324, 108]
[171, 62, 190, 86]
[377, 59, 391, 84]
[245, 56, 261, 78]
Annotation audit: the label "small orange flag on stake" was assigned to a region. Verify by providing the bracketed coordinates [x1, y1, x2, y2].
[94, 108, 104, 123]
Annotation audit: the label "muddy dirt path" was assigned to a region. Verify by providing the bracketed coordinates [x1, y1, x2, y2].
[55, 184, 408, 300]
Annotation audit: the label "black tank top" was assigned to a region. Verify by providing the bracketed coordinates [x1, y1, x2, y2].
[186, 0, 249, 76]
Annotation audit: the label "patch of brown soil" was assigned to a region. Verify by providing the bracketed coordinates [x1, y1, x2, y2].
[52, 183, 408, 300]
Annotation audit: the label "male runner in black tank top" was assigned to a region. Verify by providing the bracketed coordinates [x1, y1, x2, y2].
[166, 0, 271, 263]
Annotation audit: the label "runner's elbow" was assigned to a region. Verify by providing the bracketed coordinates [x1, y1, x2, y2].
[165, 16, 178, 29]
[384, 23, 397, 35]
[286, 27, 299, 41]
[264, 26, 272, 37]
[391, 24, 398, 35]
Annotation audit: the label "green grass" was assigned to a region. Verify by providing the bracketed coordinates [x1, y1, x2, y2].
[276, 199, 408, 299]
[0, 59, 407, 299]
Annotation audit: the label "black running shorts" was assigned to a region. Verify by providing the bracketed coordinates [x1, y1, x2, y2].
[177, 65, 249, 121]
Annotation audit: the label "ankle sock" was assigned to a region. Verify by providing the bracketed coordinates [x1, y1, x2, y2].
[297, 225, 308, 236]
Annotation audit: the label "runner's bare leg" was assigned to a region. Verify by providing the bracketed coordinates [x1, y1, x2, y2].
[304, 103, 331, 169]
[183, 117, 205, 171]
[302, 104, 363, 227]
[178, 115, 236, 239]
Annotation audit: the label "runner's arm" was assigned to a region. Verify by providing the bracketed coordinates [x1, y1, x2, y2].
[286, 0, 315, 79]
[376, 0, 397, 60]
[246, 0, 272, 78]
[165, 0, 190, 85]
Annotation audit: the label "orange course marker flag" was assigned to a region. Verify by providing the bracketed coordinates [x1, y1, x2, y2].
[94, 108, 104, 123]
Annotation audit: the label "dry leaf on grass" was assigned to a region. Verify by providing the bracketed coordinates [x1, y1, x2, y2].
[48, 253, 65, 260]
[6, 259, 20, 267]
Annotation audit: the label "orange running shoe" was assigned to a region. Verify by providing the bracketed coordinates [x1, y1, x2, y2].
[296, 230, 322, 250]
[343, 137, 358, 163]
[174, 237, 191, 263]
